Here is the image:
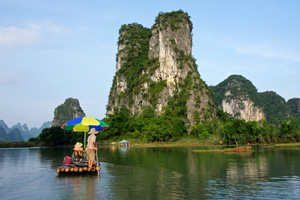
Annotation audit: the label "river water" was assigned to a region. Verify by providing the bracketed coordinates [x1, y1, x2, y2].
[0, 146, 300, 199]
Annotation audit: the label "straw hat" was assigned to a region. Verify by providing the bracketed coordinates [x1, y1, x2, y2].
[74, 142, 83, 148]
[88, 128, 99, 134]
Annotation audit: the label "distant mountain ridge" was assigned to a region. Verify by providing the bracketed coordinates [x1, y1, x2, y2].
[210, 75, 299, 126]
[0, 120, 52, 141]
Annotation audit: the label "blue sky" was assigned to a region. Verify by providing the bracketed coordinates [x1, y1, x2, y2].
[0, 0, 299, 128]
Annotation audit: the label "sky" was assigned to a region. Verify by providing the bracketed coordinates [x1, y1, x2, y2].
[0, 0, 299, 129]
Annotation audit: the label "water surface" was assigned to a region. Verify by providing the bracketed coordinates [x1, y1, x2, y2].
[1, 146, 300, 199]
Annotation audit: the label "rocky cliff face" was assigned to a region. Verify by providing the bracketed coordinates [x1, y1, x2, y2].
[222, 99, 265, 121]
[210, 75, 265, 122]
[106, 11, 215, 126]
[53, 97, 85, 127]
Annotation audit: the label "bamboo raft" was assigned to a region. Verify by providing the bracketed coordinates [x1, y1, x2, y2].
[56, 157, 101, 174]
[56, 166, 101, 174]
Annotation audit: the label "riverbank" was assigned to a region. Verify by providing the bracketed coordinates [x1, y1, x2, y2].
[2, 139, 300, 149]
[104, 137, 210, 148]
[0, 141, 39, 148]
[274, 142, 300, 148]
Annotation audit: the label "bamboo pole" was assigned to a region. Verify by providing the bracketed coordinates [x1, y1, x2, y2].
[60, 168, 65, 173]
[56, 168, 60, 173]
[74, 168, 78, 172]
[79, 168, 83, 172]
[83, 167, 87, 171]
[70, 167, 74, 172]
[96, 143, 99, 177]
[65, 168, 69, 173]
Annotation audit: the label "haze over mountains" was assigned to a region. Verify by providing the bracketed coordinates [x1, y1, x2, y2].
[0, 120, 52, 142]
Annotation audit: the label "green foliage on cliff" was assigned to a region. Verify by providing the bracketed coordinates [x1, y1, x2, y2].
[210, 75, 263, 108]
[287, 98, 300, 124]
[117, 23, 152, 90]
[109, 23, 163, 107]
[53, 98, 85, 127]
[260, 91, 291, 126]
[147, 80, 167, 106]
[154, 10, 193, 32]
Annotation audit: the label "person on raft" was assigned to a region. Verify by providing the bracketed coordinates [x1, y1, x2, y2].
[86, 128, 98, 169]
[73, 142, 83, 157]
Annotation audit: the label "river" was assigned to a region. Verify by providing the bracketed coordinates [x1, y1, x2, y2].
[0, 146, 300, 199]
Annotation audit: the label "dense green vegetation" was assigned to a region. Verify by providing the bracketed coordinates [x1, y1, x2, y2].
[287, 98, 300, 124]
[100, 106, 186, 142]
[0, 141, 39, 148]
[154, 10, 193, 32]
[260, 91, 291, 126]
[100, 106, 300, 145]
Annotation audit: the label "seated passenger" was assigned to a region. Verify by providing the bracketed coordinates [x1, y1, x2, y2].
[73, 142, 83, 157]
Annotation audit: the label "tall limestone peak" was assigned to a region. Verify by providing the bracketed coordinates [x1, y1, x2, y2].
[106, 10, 215, 127]
[210, 75, 265, 121]
[53, 97, 85, 127]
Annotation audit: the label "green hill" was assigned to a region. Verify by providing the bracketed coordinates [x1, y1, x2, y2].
[287, 98, 300, 124]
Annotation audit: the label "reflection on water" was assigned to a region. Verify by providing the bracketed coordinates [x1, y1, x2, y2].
[1, 146, 300, 199]
[55, 174, 98, 199]
[207, 176, 300, 199]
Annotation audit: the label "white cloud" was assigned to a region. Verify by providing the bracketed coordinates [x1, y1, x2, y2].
[0, 71, 25, 86]
[0, 24, 41, 46]
[0, 22, 69, 47]
[236, 43, 300, 63]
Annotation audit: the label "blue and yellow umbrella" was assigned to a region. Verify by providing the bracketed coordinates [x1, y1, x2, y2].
[61, 117, 109, 149]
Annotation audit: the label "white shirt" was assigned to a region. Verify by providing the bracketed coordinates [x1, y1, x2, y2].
[87, 134, 96, 149]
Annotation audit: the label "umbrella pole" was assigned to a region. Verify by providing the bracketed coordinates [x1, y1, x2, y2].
[84, 126, 87, 150]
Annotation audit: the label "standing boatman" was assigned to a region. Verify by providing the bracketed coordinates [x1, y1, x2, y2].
[86, 128, 98, 169]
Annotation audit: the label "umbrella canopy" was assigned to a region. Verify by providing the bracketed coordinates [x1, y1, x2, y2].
[61, 117, 109, 149]
[61, 117, 109, 132]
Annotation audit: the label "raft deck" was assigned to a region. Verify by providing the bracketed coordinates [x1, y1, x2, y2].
[56, 159, 101, 174]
